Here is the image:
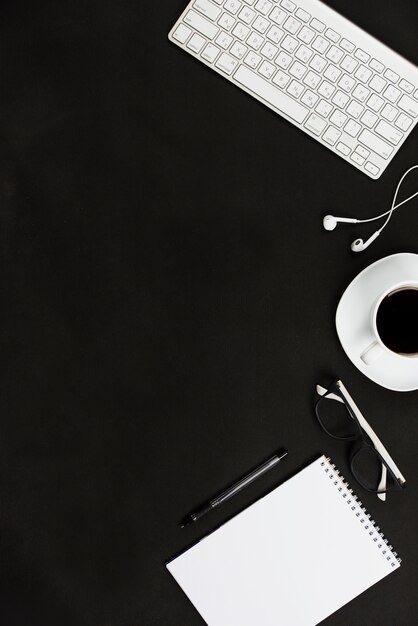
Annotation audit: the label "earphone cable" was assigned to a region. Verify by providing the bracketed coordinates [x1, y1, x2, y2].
[356, 165, 418, 226]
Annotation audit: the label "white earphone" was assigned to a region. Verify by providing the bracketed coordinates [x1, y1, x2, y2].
[323, 165, 418, 252]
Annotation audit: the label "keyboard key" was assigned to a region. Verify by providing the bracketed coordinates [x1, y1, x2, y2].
[324, 65, 341, 83]
[336, 142, 350, 156]
[340, 38, 355, 53]
[255, 0, 273, 16]
[323, 125, 341, 145]
[375, 120, 403, 145]
[332, 90, 349, 109]
[325, 28, 340, 43]
[281, 34, 298, 53]
[354, 65, 372, 84]
[330, 110, 347, 128]
[355, 145, 370, 158]
[276, 51, 292, 70]
[352, 84, 370, 103]
[338, 74, 356, 93]
[340, 56, 358, 74]
[202, 42, 221, 62]
[326, 45, 344, 64]
[309, 54, 327, 73]
[287, 79, 304, 98]
[187, 33, 206, 53]
[259, 60, 276, 78]
[384, 69, 399, 83]
[216, 31, 233, 48]
[266, 25, 284, 44]
[216, 51, 239, 73]
[185, 10, 219, 39]
[367, 94, 384, 112]
[355, 48, 370, 63]
[369, 75, 386, 93]
[358, 129, 393, 159]
[312, 35, 329, 54]
[247, 31, 264, 50]
[273, 69, 290, 88]
[383, 85, 401, 103]
[301, 89, 319, 107]
[303, 70, 321, 89]
[270, 7, 287, 26]
[310, 18, 325, 33]
[173, 24, 192, 44]
[318, 80, 335, 99]
[361, 109, 378, 128]
[232, 22, 250, 40]
[289, 61, 307, 80]
[283, 16, 301, 34]
[193, 0, 222, 21]
[218, 12, 236, 30]
[395, 113, 412, 132]
[315, 99, 333, 118]
[234, 65, 308, 122]
[297, 27, 315, 45]
[365, 162, 380, 176]
[230, 41, 247, 59]
[304, 112, 327, 135]
[381, 103, 398, 122]
[244, 50, 262, 68]
[224, 0, 242, 14]
[296, 8, 311, 22]
[253, 15, 270, 33]
[238, 6, 256, 24]
[261, 42, 279, 60]
[351, 151, 365, 166]
[295, 45, 313, 63]
[280, 0, 296, 11]
[399, 79, 414, 94]
[346, 101, 364, 119]
[345, 118, 361, 137]
[398, 94, 418, 117]
[369, 59, 384, 73]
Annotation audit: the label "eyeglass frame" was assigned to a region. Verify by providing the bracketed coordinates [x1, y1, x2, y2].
[315, 380, 406, 495]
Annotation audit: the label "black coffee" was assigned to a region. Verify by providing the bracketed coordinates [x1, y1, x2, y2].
[376, 287, 418, 355]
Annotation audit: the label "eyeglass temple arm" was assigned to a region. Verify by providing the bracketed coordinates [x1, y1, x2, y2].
[336, 380, 406, 487]
[316, 385, 344, 403]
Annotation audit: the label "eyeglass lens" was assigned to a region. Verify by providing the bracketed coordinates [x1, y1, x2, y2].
[351, 446, 396, 493]
[316, 396, 359, 439]
[316, 392, 398, 493]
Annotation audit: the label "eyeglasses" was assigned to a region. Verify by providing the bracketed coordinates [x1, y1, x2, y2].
[315, 380, 406, 499]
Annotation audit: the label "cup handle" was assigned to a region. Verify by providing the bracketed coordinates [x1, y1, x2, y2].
[360, 341, 384, 365]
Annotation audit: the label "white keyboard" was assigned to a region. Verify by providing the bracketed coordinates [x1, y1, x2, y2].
[169, 0, 418, 179]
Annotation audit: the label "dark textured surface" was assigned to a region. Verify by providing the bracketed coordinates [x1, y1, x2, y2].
[0, 1, 418, 624]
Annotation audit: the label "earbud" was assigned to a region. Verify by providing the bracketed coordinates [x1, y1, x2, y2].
[323, 215, 357, 231]
[350, 230, 381, 252]
[322, 165, 418, 253]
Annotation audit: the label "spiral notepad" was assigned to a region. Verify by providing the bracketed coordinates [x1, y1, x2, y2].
[167, 455, 400, 626]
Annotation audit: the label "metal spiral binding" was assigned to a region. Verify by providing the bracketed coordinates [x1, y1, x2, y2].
[320, 457, 401, 566]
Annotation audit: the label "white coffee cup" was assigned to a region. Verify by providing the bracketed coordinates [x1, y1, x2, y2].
[360, 280, 418, 366]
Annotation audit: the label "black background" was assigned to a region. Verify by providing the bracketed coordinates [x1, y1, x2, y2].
[1, 1, 418, 624]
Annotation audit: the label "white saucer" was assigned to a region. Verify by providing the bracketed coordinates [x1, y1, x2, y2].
[336, 253, 418, 392]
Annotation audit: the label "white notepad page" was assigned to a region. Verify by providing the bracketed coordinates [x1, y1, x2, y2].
[167, 456, 400, 626]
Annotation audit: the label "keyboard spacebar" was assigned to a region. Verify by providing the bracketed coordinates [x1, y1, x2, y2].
[234, 66, 309, 124]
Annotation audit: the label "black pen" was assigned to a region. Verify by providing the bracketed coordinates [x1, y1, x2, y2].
[181, 449, 288, 528]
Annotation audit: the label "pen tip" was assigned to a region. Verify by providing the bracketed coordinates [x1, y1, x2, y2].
[180, 517, 191, 529]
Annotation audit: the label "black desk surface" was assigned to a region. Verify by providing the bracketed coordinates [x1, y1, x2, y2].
[1, 1, 418, 624]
